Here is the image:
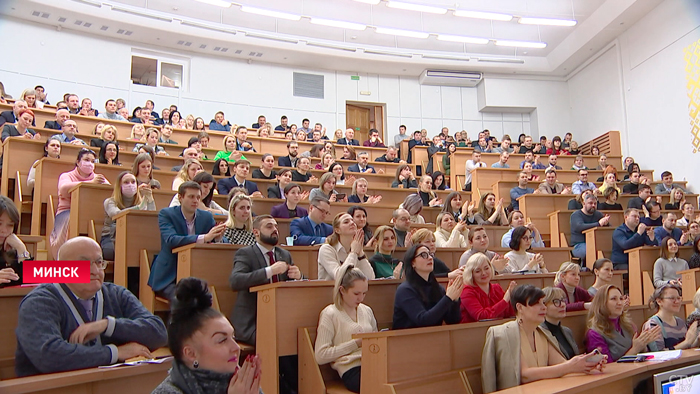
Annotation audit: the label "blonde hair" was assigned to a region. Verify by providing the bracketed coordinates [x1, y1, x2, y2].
[222, 135, 237, 153]
[462, 252, 492, 286]
[333, 264, 367, 310]
[587, 285, 634, 337]
[318, 172, 336, 193]
[326, 212, 351, 246]
[554, 261, 580, 286]
[131, 124, 146, 141]
[434, 212, 454, 232]
[351, 178, 368, 196]
[372, 225, 396, 254]
[224, 194, 253, 231]
[410, 228, 435, 245]
[542, 286, 566, 305]
[111, 172, 142, 209]
[100, 125, 118, 141]
[669, 188, 686, 205]
[176, 159, 202, 183]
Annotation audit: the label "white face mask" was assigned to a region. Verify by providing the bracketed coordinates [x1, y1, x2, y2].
[121, 183, 138, 197]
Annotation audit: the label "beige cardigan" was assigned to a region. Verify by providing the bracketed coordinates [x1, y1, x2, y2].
[481, 320, 564, 393]
[537, 181, 565, 194]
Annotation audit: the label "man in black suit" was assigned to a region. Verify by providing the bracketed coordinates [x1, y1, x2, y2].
[407, 130, 425, 163]
[251, 114, 266, 129]
[0, 100, 32, 128]
[278, 141, 299, 167]
[217, 159, 263, 197]
[44, 109, 70, 130]
[229, 214, 302, 345]
[347, 151, 380, 174]
[336, 128, 359, 146]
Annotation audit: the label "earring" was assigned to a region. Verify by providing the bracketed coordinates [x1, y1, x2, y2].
[517, 318, 523, 325]
[193, 360, 199, 369]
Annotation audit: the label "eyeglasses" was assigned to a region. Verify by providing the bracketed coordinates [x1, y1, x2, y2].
[312, 205, 330, 216]
[91, 259, 109, 270]
[416, 252, 434, 260]
[551, 298, 567, 307]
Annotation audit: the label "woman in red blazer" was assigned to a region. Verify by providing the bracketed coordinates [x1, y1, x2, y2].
[460, 252, 517, 323]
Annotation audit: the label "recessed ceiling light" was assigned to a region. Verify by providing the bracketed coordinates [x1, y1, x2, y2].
[353, 0, 381, 4]
[436, 34, 489, 45]
[375, 26, 429, 39]
[518, 17, 577, 27]
[240, 5, 301, 21]
[310, 18, 366, 30]
[195, 0, 232, 8]
[386, 1, 447, 14]
[495, 39, 547, 49]
[453, 10, 513, 21]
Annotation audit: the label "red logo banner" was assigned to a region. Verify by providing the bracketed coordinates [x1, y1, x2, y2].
[23, 261, 91, 284]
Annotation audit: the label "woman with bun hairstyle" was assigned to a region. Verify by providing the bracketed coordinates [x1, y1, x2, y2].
[152, 277, 263, 394]
[315, 264, 377, 393]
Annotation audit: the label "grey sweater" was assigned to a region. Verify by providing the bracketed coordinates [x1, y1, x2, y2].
[15, 282, 167, 377]
[653, 257, 689, 288]
[570, 210, 604, 245]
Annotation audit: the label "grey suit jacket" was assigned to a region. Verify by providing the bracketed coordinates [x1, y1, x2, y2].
[228, 245, 294, 346]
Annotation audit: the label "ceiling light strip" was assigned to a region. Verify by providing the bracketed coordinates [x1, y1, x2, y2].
[374, 27, 429, 39]
[453, 10, 513, 21]
[310, 18, 366, 30]
[518, 17, 577, 27]
[436, 34, 489, 45]
[240, 6, 301, 21]
[353, 0, 381, 4]
[494, 39, 546, 49]
[386, 1, 447, 14]
[195, 0, 232, 8]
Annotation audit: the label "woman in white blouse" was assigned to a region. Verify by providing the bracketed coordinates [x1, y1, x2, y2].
[315, 264, 377, 393]
[434, 212, 469, 248]
[317, 213, 376, 281]
[503, 226, 547, 273]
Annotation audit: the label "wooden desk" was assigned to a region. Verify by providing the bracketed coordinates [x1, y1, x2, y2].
[679, 267, 700, 316]
[353, 305, 668, 394]
[583, 227, 616, 268]
[0, 357, 171, 394]
[627, 246, 693, 306]
[0, 286, 34, 379]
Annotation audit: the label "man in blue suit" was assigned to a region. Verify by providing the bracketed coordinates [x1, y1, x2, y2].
[148, 182, 226, 300]
[290, 196, 333, 246]
[217, 160, 263, 197]
[347, 151, 380, 174]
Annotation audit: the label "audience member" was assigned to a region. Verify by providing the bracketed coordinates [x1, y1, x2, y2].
[628, 184, 652, 210]
[597, 188, 623, 210]
[100, 172, 155, 260]
[221, 194, 255, 245]
[15, 237, 167, 377]
[521, 161, 540, 182]
[517, 135, 535, 153]
[459, 227, 508, 272]
[278, 140, 300, 167]
[50, 148, 109, 257]
[401, 193, 425, 224]
[622, 171, 643, 194]
[655, 171, 686, 194]
[653, 237, 688, 288]
[501, 210, 545, 248]
[510, 172, 535, 210]
[271, 183, 308, 219]
[611, 208, 657, 270]
[97, 141, 120, 166]
[554, 262, 592, 311]
[502, 226, 547, 273]
[315, 264, 376, 393]
[434, 212, 468, 248]
[459, 253, 515, 323]
[90, 124, 117, 149]
[131, 152, 161, 189]
[654, 213, 683, 243]
[368, 226, 402, 279]
[442, 192, 476, 224]
[317, 212, 375, 280]
[474, 193, 507, 226]
[169, 171, 227, 217]
[330, 162, 353, 186]
[152, 277, 262, 393]
[362, 128, 385, 148]
[97, 99, 126, 121]
[417, 175, 441, 207]
[546, 136, 568, 155]
[316, 152, 335, 171]
[133, 128, 167, 155]
[130, 123, 146, 141]
[171, 147, 199, 172]
[492, 136, 513, 153]
[172, 158, 202, 191]
[588, 258, 615, 296]
[394, 125, 408, 148]
[268, 169, 292, 199]
[349, 178, 381, 204]
[337, 128, 359, 146]
[208, 111, 230, 131]
[0, 99, 29, 128]
[55, 120, 86, 145]
[19, 88, 42, 109]
[408, 229, 462, 279]
[251, 153, 277, 180]
[519, 151, 545, 170]
[570, 194, 610, 263]
[391, 164, 417, 188]
[677, 203, 696, 227]
[27, 136, 62, 193]
[1, 108, 40, 142]
[392, 208, 411, 247]
[375, 146, 401, 163]
[537, 169, 571, 195]
[407, 130, 425, 163]
[341, 145, 357, 160]
[642, 284, 698, 351]
[431, 171, 447, 191]
[491, 151, 510, 168]
[641, 200, 664, 226]
[217, 160, 262, 197]
[482, 285, 603, 393]
[290, 196, 333, 246]
[45, 108, 70, 130]
[348, 151, 378, 174]
[348, 206, 372, 244]
[546, 154, 563, 170]
[0, 196, 31, 287]
[292, 157, 316, 183]
[540, 287, 579, 360]
[310, 172, 345, 202]
[464, 150, 486, 191]
[275, 115, 290, 132]
[392, 244, 462, 329]
[665, 188, 686, 210]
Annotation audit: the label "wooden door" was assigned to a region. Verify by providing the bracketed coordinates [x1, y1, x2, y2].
[346, 105, 370, 143]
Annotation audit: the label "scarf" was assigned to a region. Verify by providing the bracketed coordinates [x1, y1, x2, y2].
[170, 359, 233, 394]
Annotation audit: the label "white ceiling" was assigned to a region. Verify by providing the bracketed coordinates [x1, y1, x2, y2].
[0, 0, 663, 77]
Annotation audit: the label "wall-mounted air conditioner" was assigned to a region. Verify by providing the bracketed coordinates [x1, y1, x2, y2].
[418, 70, 483, 87]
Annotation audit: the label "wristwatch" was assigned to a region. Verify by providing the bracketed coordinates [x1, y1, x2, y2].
[18, 251, 31, 260]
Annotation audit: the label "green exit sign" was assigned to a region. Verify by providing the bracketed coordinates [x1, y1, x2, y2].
[355, 127, 360, 131]
[351, 75, 360, 80]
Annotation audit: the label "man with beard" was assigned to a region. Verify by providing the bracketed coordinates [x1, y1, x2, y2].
[229, 214, 303, 345]
[279, 140, 299, 167]
[229, 215, 303, 393]
[570, 193, 610, 264]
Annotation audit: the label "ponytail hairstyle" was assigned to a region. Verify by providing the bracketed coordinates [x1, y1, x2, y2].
[649, 283, 682, 312]
[168, 277, 222, 361]
[554, 261, 580, 286]
[333, 264, 368, 310]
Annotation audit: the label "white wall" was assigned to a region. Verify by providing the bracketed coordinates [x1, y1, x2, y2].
[0, 16, 556, 145]
[567, 0, 700, 189]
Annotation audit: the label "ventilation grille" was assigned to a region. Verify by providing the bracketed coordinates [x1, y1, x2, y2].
[293, 72, 324, 99]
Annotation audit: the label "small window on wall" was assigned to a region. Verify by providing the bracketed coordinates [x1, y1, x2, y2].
[130, 54, 187, 90]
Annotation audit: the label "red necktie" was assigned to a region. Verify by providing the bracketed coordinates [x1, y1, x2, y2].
[267, 251, 279, 283]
